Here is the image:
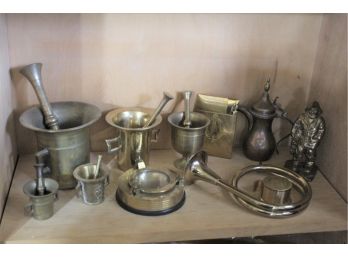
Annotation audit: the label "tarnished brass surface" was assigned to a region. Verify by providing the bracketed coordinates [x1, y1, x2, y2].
[238, 79, 291, 162]
[105, 107, 162, 171]
[194, 94, 239, 158]
[20, 101, 101, 189]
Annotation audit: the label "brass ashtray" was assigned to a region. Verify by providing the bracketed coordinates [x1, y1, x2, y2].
[116, 167, 185, 216]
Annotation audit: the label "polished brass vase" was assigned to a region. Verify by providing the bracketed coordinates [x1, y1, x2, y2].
[20, 102, 101, 189]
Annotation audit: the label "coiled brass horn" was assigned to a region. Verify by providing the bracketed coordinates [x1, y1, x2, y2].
[20, 63, 59, 130]
[181, 151, 312, 218]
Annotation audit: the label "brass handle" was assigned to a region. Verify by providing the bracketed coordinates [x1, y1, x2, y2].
[24, 203, 33, 216]
[151, 129, 160, 143]
[105, 136, 121, 154]
[75, 182, 82, 198]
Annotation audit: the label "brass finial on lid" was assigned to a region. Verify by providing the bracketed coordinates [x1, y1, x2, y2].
[250, 78, 276, 118]
[264, 78, 271, 92]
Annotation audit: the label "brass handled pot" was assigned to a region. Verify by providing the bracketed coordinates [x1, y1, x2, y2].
[105, 107, 162, 171]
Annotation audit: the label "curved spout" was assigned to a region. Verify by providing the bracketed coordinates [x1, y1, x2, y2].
[20, 63, 59, 130]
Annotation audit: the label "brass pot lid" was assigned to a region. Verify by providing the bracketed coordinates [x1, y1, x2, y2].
[250, 79, 277, 119]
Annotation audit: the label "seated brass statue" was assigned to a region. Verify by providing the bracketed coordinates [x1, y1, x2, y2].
[285, 101, 326, 181]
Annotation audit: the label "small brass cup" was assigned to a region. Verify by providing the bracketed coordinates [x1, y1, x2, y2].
[73, 163, 109, 205]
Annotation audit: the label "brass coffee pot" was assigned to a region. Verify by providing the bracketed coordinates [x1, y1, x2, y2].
[238, 79, 292, 162]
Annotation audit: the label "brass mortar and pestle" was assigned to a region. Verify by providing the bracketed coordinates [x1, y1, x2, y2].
[23, 149, 59, 220]
[20, 62, 102, 219]
[112, 93, 186, 216]
[105, 92, 173, 171]
[19, 63, 101, 189]
[73, 155, 109, 205]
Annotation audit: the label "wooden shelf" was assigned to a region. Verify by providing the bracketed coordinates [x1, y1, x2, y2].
[0, 148, 346, 243]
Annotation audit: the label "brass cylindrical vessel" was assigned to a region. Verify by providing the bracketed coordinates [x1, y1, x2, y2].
[20, 101, 101, 189]
[167, 112, 210, 156]
[105, 107, 162, 171]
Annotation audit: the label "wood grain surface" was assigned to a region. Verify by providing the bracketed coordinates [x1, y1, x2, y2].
[0, 149, 346, 243]
[0, 14, 17, 218]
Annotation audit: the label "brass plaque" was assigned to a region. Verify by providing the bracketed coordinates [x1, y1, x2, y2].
[194, 94, 239, 159]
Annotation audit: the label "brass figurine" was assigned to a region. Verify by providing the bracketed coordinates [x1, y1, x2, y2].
[285, 101, 326, 181]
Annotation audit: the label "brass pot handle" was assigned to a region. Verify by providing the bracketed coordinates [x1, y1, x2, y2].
[105, 136, 121, 154]
[55, 192, 59, 201]
[151, 129, 160, 143]
[75, 182, 82, 198]
[24, 202, 33, 216]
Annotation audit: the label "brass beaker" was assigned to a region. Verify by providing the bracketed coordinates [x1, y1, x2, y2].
[105, 107, 162, 171]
